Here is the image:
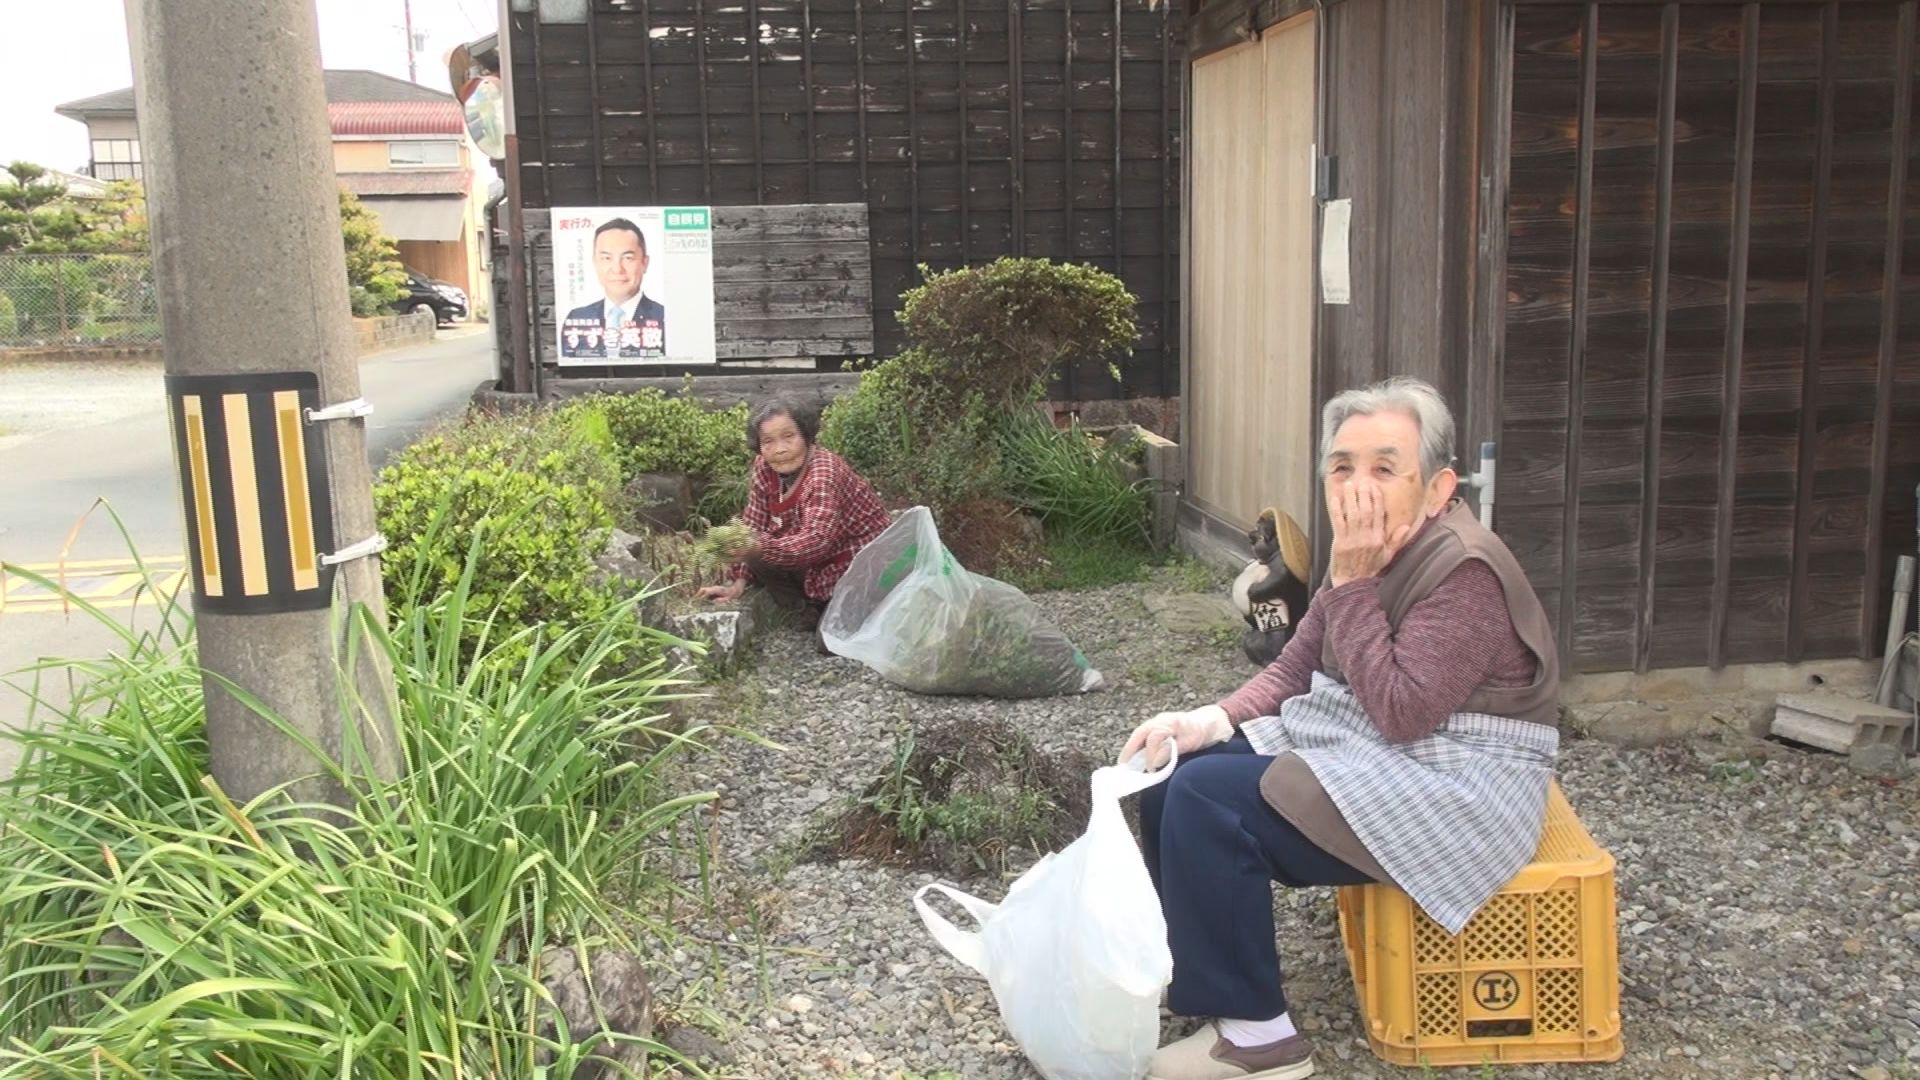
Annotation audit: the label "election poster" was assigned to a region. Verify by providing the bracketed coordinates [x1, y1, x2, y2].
[552, 206, 717, 366]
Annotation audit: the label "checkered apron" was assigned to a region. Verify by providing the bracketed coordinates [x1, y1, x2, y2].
[1241, 672, 1558, 934]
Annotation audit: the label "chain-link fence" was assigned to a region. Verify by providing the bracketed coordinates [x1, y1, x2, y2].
[0, 253, 159, 347]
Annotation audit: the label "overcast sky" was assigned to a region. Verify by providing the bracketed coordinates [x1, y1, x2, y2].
[1, 0, 496, 173]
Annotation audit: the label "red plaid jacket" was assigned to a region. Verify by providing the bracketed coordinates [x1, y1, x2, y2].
[730, 447, 891, 602]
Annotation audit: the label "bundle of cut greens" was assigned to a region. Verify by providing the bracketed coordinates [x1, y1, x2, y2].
[689, 520, 753, 575]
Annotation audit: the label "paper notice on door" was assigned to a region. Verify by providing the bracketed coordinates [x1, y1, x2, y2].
[1320, 198, 1352, 305]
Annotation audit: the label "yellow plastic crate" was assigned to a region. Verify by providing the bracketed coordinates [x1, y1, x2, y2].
[1335, 782, 1623, 1067]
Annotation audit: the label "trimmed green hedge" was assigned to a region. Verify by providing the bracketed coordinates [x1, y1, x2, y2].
[374, 404, 622, 644]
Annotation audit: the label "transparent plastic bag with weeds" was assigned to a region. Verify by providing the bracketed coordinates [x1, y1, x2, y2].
[821, 506, 1105, 697]
[913, 750, 1177, 1080]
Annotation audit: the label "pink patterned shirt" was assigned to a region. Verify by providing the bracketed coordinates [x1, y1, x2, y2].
[730, 447, 891, 603]
[1220, 559, 1538, 744]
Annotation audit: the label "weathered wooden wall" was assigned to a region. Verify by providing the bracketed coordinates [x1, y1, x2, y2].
[508, 0, 1185, 397]
[1312, 0, 1485, 429]
[1498, 0, 1920, 673]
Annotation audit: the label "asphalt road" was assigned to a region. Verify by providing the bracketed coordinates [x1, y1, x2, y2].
[0, 326, 496, 777]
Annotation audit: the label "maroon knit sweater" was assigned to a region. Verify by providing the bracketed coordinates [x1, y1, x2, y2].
[1219, 559, 1538, 744]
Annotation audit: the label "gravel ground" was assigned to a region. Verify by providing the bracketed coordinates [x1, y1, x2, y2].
[648, 566, 1920, 1080]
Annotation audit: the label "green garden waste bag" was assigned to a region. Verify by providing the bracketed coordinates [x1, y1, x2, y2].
[820, 507, 1107, 698]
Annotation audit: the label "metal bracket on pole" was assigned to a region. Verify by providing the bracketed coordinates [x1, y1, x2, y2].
[320, 533, 389, 567]
[305, 398, 374, 423]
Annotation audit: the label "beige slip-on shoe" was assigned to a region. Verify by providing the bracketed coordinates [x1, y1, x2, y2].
[1146, 1021, 1316, 1080]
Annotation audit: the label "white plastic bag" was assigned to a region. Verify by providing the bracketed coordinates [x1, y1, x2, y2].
[912, 751, 1177, 1080]
[822, 506, 1105, 698]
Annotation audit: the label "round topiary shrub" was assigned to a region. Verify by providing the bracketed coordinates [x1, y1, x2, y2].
[897, 256, 1141, 405]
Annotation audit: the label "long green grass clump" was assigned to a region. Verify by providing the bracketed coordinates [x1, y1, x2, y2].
[995, 408, 1151, 546]
[0, 542, 715, 1077]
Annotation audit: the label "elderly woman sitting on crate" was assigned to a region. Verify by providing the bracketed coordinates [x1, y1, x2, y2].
[1118, 377, 1562, 1080]
[698, 397, 891, 645]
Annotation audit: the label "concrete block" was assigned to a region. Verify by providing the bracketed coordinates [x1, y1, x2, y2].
[1770, 692, 1913, 756]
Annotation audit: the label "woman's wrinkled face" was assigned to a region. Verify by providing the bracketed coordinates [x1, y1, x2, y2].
[758, 414, 809, 475]
[1322, 409, 1454, 538]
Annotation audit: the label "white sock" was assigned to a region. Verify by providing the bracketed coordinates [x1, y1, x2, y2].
[1218, 1012, 1298, 1048]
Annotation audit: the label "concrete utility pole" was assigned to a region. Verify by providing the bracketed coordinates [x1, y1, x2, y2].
[126, 0, 401, 805]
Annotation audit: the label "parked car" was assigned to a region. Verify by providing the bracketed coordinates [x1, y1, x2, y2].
[391, 268, 468, 326]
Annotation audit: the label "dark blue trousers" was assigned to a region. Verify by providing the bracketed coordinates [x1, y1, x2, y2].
[1139, 734, 1377, 1020]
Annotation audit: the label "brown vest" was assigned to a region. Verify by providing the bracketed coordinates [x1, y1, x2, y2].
[1319, 499, 1561, 727]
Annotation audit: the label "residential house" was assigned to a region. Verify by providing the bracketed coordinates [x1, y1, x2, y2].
[56, 69, 490, 311]
[1174, 0, 1919, 684]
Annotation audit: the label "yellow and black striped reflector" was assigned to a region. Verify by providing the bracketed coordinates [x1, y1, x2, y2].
[166, 372, 336, 614]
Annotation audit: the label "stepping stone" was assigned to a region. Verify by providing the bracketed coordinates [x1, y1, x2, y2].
[1143, 592, 1243, 635]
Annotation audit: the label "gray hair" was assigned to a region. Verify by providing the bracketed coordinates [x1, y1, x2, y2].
[746, 394, 820, 451]
[1318, 377, 1457, 479]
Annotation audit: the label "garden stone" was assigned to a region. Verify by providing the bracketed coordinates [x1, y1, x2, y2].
[1848, 743, 1911, 781]
[665, 588, 777, 671]
[1142, 592, 1242, 636]
[661, 1025, 737, 1067]
[628, 473, 695, 532]
[536, 946, 653, 1079]
[592, 529, 650, 587]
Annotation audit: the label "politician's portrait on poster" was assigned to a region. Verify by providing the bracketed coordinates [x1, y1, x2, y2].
[552, 207, 717, 365]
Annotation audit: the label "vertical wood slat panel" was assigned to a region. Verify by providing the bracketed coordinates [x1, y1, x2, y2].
[855, 0, 871, 203]
[697, 0, 714, 199]
[586, 4, 605, 200]
[1864, 0, 1916, 654]
[1161, 0, 1175, 396]
[1009, 0, 1025, 258]
[1558, 1, 1598, 662]
[1708, 3, 1761, 669]
[803, 0, 817, 202]
[1115, 0, 1126, 286]
[1064, 3, 1075, 253]
[1789, 0, 1839, 663]
[959, 0, 971, 262]
[1503, 0, 1914, 671]
[642, 0, 661, 196]
[907, 0, 921, 252]
[532, 14, 552, 206]
[749, 0, 765, 201]
[1468, 0, 1515, 500]
[1635, 1, 1681, 673]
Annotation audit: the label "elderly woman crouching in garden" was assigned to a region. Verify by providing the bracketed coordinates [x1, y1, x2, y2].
[699, 397, 891, 648]
[1118, 377, 1561, 1080]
